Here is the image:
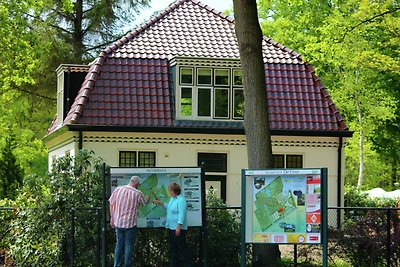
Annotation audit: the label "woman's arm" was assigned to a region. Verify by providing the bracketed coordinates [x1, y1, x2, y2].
[153, 198, 165, 208]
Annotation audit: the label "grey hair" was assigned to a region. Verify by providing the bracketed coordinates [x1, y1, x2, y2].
[130, 176, 140, 185]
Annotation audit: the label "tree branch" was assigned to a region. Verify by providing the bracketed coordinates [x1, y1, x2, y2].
[338, 7, 400, 42]
[12, 87, 56, 101]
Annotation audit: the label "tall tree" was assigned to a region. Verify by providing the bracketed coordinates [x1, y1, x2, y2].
[233, 0, 278, 265]
[258, 0, 400, 189]
[41, 0, 150, 62]
[0, 134, 24, 200]
[0, 0, 150, 176]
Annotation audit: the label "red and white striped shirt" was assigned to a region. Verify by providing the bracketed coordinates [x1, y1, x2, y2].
[109, 185, 147, 228]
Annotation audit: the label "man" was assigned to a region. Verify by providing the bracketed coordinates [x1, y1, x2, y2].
[109, 176, 150, 267]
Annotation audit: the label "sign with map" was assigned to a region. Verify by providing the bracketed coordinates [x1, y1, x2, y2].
[110, 167, 203, 228]
[243, 169, 326, 244]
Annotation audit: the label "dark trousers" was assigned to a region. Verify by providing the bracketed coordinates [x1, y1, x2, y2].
[167, 229, 191, 267]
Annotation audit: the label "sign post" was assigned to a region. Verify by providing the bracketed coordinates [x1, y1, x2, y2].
[241, 168, 328, 266]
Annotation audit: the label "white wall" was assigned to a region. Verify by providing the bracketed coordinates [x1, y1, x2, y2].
[79, 132, 343, 207]
[47, 140, 78, 170]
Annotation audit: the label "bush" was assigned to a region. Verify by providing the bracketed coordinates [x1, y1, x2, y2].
[128, 189, 241, 266]
[336, 187, 400, 266]
[335, 209, 400, 267]
[9, 149, 104, 266]
[344, 185, 398, 207]
[204, 189, 241, 266]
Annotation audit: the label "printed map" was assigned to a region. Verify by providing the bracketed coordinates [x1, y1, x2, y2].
[254, 176, 297, 231]
[138, 174, 171, 218]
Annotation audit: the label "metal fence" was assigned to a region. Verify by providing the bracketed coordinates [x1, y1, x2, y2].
[1, 206, 400, 266]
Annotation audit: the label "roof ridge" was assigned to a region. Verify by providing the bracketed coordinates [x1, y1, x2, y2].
[305, 63, 348, 131]
[62, 0, 235, 126]
[263, 36, 303, 61]
[64, 52, 106, 124]
[191, 0, 234, 23]
[104, 0, 187, 55]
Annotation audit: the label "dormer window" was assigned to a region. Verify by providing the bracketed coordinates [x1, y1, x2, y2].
[55, 64, 89, 126]
[175, 59, 244, 121]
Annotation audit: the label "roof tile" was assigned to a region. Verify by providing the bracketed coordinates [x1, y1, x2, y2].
[46, 0, 349, 136]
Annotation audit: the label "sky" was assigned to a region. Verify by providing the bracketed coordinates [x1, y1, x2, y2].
[129, 0, 233, 29]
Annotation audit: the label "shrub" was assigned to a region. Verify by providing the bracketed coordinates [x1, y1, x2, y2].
[336, 186, 400, 266]
[344, 185, 398, 207]
[128, 189, 241, 266]
[204, 189, 241, 266]
[9, 149, 104, 266]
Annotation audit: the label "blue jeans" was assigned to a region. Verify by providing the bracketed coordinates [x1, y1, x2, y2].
[114, 227, 137, 267]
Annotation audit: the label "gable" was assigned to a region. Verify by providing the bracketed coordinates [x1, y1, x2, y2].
[46, 0, 350, 137]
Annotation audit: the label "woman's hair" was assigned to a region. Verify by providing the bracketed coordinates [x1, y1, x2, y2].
[169, 182, 181, 195]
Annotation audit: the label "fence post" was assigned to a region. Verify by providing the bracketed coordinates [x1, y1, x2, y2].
[387, 209, 391, 267]
[70, 207, 75, 267]
[97, 208, 101, 267]
[102, 163, 108, 267]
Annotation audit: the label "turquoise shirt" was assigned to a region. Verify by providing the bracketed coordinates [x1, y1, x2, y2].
[165, 194, 188, 230]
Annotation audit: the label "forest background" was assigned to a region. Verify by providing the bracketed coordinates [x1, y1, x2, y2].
[0, 0, 399, 198]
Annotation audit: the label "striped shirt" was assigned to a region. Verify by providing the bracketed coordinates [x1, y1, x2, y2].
[109, 185, 147, 228]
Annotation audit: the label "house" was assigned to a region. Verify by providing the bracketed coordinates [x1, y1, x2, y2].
[44, 0, 352, 207]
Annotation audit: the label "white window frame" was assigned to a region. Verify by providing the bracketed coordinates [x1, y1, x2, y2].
[176, 66, 243, 121]
[57, 72, 64, 124]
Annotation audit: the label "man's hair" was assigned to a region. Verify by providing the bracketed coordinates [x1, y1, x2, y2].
[130, 176, 140, 185]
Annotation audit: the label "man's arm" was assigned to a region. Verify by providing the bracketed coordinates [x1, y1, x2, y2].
[109, 202, 115, 228]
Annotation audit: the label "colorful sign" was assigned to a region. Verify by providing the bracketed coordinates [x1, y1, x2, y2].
[110, 167, 203, 228]
[243, 169, 325, 244]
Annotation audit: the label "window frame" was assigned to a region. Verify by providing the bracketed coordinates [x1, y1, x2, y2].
[119, 151, 156, 167]
[176, 66, 243, 121]
[180, 67, 194, 85]
[272, 154, 303, 168]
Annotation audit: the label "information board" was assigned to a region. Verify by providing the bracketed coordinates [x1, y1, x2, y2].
[242, 168, 326, 244]
[110, 167, 203, 228]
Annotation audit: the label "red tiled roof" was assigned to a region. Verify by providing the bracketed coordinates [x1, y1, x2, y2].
[47, 0, 349, 136]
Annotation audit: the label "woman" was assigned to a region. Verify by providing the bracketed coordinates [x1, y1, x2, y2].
[154, 182, 191, 267]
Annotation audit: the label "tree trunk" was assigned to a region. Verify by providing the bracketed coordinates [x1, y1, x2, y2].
[355, 97, 364, 190]
[233, 0, 279, 265]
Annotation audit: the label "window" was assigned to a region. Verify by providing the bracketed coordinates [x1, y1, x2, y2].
[273, 154, 303, 168]
[286, 155, 303, 168]
[180, 87, 193, 116]
[180, 68, 193, 84]
[177, 66, 243, 120]
[119, 151, 156, 167]
[57, 72, 64, 123]
[198, 153, 227, 202]
[198, 153, 227, 172]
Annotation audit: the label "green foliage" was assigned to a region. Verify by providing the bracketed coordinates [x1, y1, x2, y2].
[8, 149, 104, 266]
[205, 189, 241, 266]
[334, 187, 400, 266]
[344, 185, 398, 207]
[121, 189, 242, 266]
[258, 0, 400, 189]
[334, 209, 400, 266]
[0, 199, 15, 251]
[0, 134, 24, 200]
[345, 138, 394, 190]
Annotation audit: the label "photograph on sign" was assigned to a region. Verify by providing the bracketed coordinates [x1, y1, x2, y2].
[245, 169, 322, 244]
[110, 167, 203, 228]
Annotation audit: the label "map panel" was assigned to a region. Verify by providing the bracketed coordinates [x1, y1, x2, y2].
[245, 169, 324, 244]
[110, 167, 203, 228]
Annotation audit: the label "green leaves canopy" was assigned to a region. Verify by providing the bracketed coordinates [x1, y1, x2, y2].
[258, 0, 400, 189]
